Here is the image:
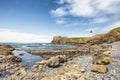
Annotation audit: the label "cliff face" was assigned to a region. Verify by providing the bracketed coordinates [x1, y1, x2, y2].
[51, 36, 88, 44]
[51, 36, 68, 44]
[51, 27, 120, 44]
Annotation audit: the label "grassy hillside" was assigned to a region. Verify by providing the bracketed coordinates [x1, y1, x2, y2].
[51, 27, 120, 44]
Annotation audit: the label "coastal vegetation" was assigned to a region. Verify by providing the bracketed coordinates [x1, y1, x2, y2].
[51, 27, 120, 44]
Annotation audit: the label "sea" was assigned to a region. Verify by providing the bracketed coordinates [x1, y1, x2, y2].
[0, 43, 75, 69]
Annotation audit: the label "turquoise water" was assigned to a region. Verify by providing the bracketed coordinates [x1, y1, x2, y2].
[0, 43, 75, 69]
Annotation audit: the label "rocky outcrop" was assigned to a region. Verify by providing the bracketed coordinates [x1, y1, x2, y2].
[92, 50, 111, 65]
[0, 45, 15, 51]
[91, 65, 108, 73]
[0, 45, 22, 63]
[36, 55, 67, 68]
[29, 43, 109, 60]
[51, 36, 68, 44]
[0, 45, 22, 78]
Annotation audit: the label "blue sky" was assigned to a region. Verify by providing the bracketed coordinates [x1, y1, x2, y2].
[0, 0, 120, 43]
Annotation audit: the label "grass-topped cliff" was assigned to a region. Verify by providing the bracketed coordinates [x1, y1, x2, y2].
[51, 27, 120, 44]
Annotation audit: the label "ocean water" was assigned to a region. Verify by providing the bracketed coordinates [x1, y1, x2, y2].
[0, 43, 75, 50]
[0, 43, 75, 69]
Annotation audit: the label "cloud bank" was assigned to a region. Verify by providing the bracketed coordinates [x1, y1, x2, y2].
[0, 28, 52, 43]
[52, 0, 120, 17]
[50, 0, 120, 35]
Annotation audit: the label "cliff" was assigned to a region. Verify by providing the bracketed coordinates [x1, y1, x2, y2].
[51, 27, 120, 44]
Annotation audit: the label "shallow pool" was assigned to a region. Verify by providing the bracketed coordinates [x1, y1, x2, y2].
[13, 50, 43, 69]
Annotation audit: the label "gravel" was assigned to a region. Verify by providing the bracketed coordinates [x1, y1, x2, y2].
[41, 42, 120, 80]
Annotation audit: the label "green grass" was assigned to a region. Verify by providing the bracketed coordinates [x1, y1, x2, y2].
[109, 27, 120, 33]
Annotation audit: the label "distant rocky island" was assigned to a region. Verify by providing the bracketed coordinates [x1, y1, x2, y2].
[0, 27, 120, 80]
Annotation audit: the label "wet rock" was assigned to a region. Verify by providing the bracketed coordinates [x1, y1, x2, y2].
[19, 53, 24, 56]
[91, 65, 108, 73]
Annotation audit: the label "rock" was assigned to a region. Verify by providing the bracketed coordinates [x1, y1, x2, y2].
[47, 56, 60, 68]
[7, 55, 22, 62]
[101, 57, 111, 65]
[36, 55, 67, 68]
[81, 68, 86, 73]
[92, 51, 111, 65]
[54, 64, 81, 75]
[0, 45, 15, 51]
[79, 72, 97, 80]
[0, 51, 13, 55]
[36, 60, 49, 65]
[59, 55, 67, 63]
[110, 58, 118, 62]
[51, 36, 68, 44]
[91, 65, 108, 73]
[19, 53, 24, 56]
[103, 51, 110, 56]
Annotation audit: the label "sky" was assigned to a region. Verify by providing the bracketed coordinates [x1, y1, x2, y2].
[0, 0, 120, 43]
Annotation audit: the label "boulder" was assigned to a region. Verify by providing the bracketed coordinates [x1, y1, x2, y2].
[47, 56, 60, 68]
[59, 55, 67, 63]
[36, 55, 68, 68]
[91, 65, 108, 73]
[101, 57, 111, 65]
[7, 55, 22, 62]
[92, 51, 111, 65]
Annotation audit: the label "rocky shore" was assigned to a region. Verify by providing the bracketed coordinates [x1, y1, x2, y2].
[29, 43, 109, 60]
[0, 45, 25, 79]
[0, 41, 120, 80]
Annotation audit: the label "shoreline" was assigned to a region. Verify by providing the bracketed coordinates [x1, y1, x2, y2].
[0, 42, 119, 80]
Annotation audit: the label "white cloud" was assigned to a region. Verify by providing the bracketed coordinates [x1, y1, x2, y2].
[51, 7, 68, 16]
[95, 0, 120, 14]
[51, 0, 120, 17]
[0, 28, 52, 43]
[69, 0, 94, 17]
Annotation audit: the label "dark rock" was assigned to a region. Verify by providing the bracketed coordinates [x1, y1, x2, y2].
[8, 55, 22, 62]
[19, 53, 24, 56]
